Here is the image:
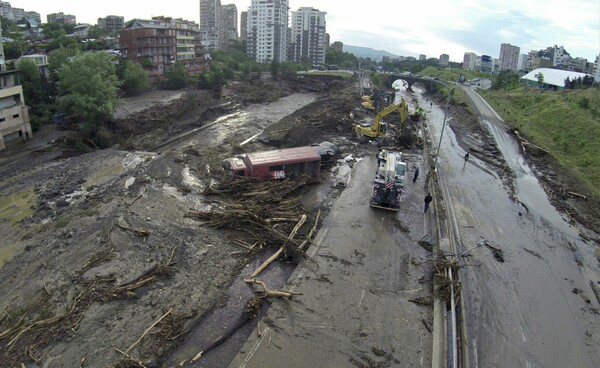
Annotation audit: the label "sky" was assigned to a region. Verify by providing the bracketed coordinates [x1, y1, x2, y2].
[10, 0, 600, 62]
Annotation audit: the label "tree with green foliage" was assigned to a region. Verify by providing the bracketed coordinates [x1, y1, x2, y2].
[87, 25, 112, 39]
[325, 49, 358, 69]
[121, 61, 149, 96]
[492, 70, 520, 90]
[160, 63, 190, 90]
[56, 52, 121, 124]
[270, 60, 280, 80]
[17, 59, 45, 105]
[1, 17, 28, 58]
[48, 46, 81, 83]
[534, 72, 544, 89]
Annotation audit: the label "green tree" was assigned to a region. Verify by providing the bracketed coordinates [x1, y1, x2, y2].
[17, 59, 44, 105]
[325, 49, 358, 69]
[492, 70, 520, 90]
[535, 72, 544, 89]
[56, 52, 121, 124]
[121, 60, 149, 96]
[48, 46, 81, 83]
[161, 63, 190, 90]
[87, 25, 111, 39]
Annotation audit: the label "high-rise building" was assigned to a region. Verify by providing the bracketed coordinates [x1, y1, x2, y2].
[220, 4, 238, 51]
[246, 0, 289, 63]
[98, 15, 125, 33]
[290, 7, 326, 66]
[199, 0, 221, 50]
[240, 11, 248, 41]
[499, 43, 520, 71]
[419, 54, 426, 61]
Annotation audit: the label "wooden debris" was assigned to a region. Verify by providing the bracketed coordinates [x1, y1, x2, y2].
[117, 219, 150, 237]
[244, 279, 302, 299]
[124, 308, 172, 354]
[567, 191, 588, 200]
[250, 214, 307, 278]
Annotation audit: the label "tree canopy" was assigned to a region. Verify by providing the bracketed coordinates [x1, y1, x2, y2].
[56, 52, 121, 124]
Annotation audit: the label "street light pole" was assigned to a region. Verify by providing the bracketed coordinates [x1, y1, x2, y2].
[433, 87, 454, 170]
[527, 92, 534, 133]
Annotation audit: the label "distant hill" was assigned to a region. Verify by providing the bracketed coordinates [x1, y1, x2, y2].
[343, 45, 401, 61]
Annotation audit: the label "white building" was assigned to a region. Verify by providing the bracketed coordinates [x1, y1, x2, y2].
[463, 52, 479, 70]
[246, 0, 289, 63]
[290, 7, 326, 66]
[499, 43, 520, 71]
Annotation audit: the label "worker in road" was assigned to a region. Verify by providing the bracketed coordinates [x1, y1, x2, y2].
[464, 152, 470, 163]
[424, 192, 433, 213]
[413, 166, 420, 183]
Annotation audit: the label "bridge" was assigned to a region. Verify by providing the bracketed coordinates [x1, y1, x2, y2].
[385, 74, 440, 93]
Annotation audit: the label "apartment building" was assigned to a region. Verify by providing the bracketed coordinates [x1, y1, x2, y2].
[120, 18, 207, 76]
[200, 0, 221, 50]
[499, 43, 520, 71]
[15, 54, 49, 78]
[290, 7, 326, 66]
[120, 19, 177, 76]
[220, 4, 238, 51]
[47, 12, 76, 25]
[439, 54, 449, 67]
[240, 11, 248, 41]
[98, 15, 125, 33]
[246, 0, 289, 63]
[0, 1, 39, 22]
[463, 52, 479, 70]
[0, 70, 32, 151]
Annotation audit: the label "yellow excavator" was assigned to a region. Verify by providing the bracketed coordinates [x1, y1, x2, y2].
[355, 98, 407, 142]
[361, 95, 375, 110]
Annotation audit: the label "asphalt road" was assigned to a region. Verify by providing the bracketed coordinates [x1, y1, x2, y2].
[423, 88, 600, 367]
[229, 148, 435, 368]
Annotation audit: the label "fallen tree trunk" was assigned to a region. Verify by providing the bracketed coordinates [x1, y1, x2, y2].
[250, 214, 307, 278]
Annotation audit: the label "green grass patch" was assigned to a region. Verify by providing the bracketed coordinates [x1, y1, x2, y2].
[480, 86, 600, 197]
[417, 66, 486, 83]
[0, 189, 36, 225]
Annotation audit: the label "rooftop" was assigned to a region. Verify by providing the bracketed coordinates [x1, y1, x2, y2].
[521, 68, 591, 88]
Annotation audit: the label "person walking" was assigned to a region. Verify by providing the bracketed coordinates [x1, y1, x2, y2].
[424, 192, 433, 213]
[412, 166, 420, 183]
[464, 152, 470, 163]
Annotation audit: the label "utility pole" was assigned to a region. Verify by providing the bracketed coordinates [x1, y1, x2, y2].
[433, 87, 454, 170]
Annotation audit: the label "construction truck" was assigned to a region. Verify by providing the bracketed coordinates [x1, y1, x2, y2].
[355, 98, 407, 143]
[370, 150, 407, 211]
[370, 150, 406, 211]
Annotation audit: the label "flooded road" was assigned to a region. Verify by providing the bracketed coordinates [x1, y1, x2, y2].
[422, 87, 600, 367]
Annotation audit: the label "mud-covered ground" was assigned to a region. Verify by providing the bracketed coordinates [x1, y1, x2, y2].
[4, 72, 592, 367]
[0, 74, 377, 367]
[429, 88, 600, 238]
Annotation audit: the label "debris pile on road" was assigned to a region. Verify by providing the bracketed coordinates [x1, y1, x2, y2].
[188, 177, 314, 251]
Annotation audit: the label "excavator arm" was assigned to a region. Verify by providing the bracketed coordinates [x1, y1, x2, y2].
[355, 98, 407, 141]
